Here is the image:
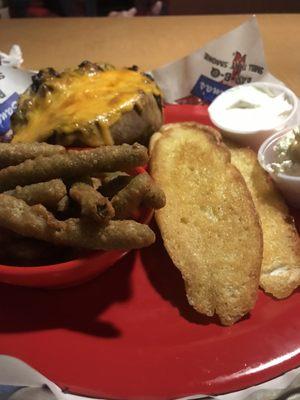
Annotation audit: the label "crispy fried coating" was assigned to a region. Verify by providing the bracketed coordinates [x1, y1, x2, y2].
[5, 179, 67, 209]
[99, 172, 132, 198]
[0, 238, 57, 263]
[57, 195, 70, 213]
[64, 176, 101, 190]
[0, 194, 155, 250]
[0, 227, 59, 263]
[112, 172, 166, 219]
[91, 177, 101, 190]
[69, 182, 115, 224]
[0, 143, 148, 192]
[0, 142, 65, 168]
[101, 172, 130, 184]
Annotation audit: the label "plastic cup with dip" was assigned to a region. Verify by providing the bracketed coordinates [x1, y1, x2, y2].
[208, 82, 298, 150]
[258, 126, 300, 208]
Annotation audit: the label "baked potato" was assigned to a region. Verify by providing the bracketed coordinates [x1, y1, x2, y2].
[11, 61, 163, 147]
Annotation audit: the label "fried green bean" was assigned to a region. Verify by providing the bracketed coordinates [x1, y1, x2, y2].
[0, 227, 60, 263]
[69, 182, 114, 224]
[0, 238, 58, 263]
[91, 177, 101, 190]
[0, 142, 65, 168]
[5, 179, 67, 209]
[99, 172, 132, 198]
[57, 195, 70, 213]
[111, 172, 166, 219]
[0, 194, 155, 250]
[0, 143, 149, 192]
[101, 172, 130, 184]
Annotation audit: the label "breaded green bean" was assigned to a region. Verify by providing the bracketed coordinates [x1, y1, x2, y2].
[0, 227, 58, 263]
[5, 179, 67, 209]
[112, 172, 166, 219]
[0, 237, 59, 263]
[143, 181, 167, 210]
[91, 177, 101, 190]
[0, 142, 65, 168]
[57, 195, 70, 213]
[0, 143, 148, 192]
[101, 172, 130, 184]
[70, 182, 114, 224]
[99, 172, 132, 198]
[0, 194, 155, 250]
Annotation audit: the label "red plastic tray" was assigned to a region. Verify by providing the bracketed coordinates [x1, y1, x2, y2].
[0, 104, 300, 400]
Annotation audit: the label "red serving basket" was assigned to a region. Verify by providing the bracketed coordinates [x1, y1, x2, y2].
[0, 165, 152, 288]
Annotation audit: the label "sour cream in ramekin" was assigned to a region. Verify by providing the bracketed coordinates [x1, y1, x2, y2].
[208, 82, 298, 150]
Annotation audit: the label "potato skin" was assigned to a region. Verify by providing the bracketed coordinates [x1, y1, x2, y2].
[111, 93, 163, 146]
[51, 92, 163, 147]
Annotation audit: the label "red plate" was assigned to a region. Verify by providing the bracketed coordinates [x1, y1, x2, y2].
[1, 104, 300, 400]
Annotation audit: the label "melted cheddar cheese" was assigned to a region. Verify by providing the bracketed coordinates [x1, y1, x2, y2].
[12, 68, 162, 146]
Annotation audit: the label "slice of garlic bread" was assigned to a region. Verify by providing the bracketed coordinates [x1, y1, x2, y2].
[150, 123, 263, 325]
[228, 142, 300, 299]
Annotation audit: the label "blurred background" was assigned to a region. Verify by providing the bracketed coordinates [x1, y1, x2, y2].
[0, 0, 299, 18]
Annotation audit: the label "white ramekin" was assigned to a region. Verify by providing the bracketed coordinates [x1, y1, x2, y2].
[258, 126, 300, 208]
[208, 82, 299, 151]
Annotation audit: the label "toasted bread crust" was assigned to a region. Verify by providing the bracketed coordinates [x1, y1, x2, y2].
[150, 123, 263, 325]
[228, 142, 300, 299]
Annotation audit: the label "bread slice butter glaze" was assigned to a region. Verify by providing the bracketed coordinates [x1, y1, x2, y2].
[228, 142, 300, 299]
[150, 122, 263, 325]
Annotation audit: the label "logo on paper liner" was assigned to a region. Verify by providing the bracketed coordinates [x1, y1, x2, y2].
[0, 92, 19, 139]
[177, 50, 264, 104]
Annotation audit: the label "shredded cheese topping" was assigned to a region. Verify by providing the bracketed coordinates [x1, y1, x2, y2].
[12, 68, 161, 146]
